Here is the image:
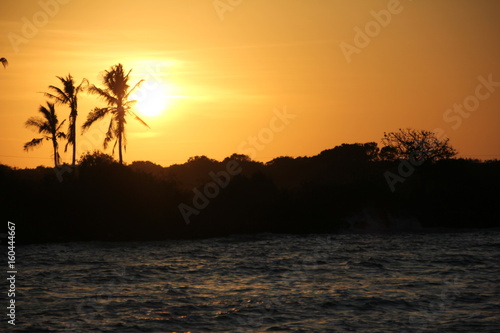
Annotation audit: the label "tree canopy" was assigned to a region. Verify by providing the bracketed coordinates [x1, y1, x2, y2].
[381, 128, 457, 162]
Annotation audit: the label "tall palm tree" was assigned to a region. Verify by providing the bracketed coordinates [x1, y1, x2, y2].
[1, 58, 7, 68]
[44, 74, 88, 166]
[83, 63, 149, 164]
[24, 102, 66, 167]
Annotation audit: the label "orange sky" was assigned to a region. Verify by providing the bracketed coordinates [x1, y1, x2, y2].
[1, 0, 500, 168]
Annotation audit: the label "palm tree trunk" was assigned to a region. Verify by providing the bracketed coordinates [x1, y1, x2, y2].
[71, 107, 77, 166]
[118, 131, 123, 164]
[72, 120, 76, 166]
[72, 140, 76, 166]
[53, 139, 58, 167]
[117, 103, 124, 165]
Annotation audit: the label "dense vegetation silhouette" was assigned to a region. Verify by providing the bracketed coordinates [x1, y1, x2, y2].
[2, 138, 499, 244]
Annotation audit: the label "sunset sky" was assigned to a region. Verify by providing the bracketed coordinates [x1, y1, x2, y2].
[1, 0, 500, 168]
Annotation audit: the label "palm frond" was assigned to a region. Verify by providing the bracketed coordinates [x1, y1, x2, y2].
[25, 117, 45, 131]
[125, 79, 144, 99]
[128, 110, 150, 129]
[44, 86, 69, 104]
[23, 138, 44, 151]
[60, 75, 75, 95]
[103, 119, 116, 149]
[38, 104, 53, 121]
[122, 130, 127, 152]
[55, 119, 66, 133]
[76, 78, 89, 93]
[104, 64, 130, 99]
[65, 118, 76, 152]
[88, 85, 118, 106]
[0, 58, 7, 68]
[82, 107, 110, 130]
[112, 138, 118, 155]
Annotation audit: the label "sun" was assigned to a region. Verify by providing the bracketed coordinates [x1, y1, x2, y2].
[131, 80, 170, 117]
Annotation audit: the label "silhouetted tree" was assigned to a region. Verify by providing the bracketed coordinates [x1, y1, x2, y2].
[379, 146, 398, 162]
[83, 64, 149, 164]
[187, 155, 217, 164]
[44, 74, 88, 166]
[1, 58, 7, 68]
[24, 102, 66, 167]
[228, 153, 253, 163]
[79, 151, 117, 167]
[266, 156, 295, 167]
[129, 160, 165, 178]
[319, 143, 379, 164]
[381, 128, 456, 163]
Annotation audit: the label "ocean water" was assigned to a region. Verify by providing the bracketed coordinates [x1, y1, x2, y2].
[10, 231, 500, 332]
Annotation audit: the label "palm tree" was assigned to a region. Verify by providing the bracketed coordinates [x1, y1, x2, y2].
[44, 74, 88, 166]
[83, 63, 149, 164]
[1, 58, 7, 68]
[24, 102, 66, 167]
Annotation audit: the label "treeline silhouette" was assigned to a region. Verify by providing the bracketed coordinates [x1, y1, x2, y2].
[1, 143, 499, 244]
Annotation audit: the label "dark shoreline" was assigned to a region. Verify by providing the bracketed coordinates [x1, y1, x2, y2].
[10, 227, 500, 247]
[2, 146, 499, 245]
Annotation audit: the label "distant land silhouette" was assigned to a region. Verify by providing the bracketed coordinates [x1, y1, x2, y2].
[1, 142, 499, 244]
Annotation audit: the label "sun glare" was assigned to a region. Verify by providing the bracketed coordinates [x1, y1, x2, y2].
[132, 80, 170, 117]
